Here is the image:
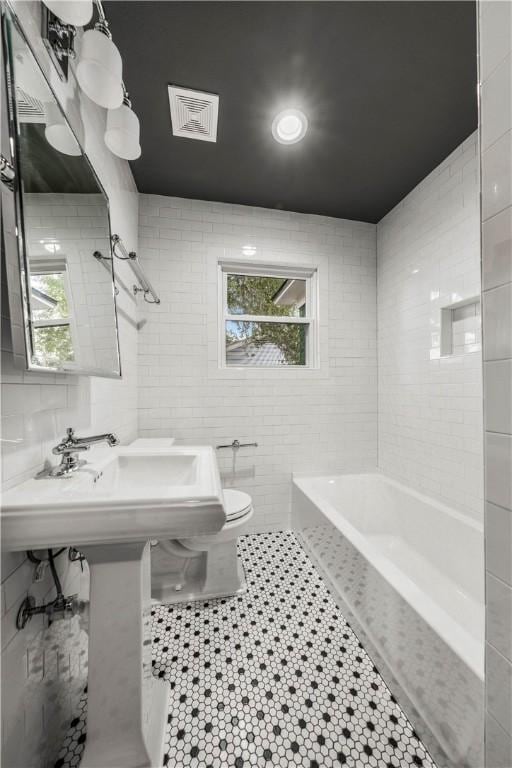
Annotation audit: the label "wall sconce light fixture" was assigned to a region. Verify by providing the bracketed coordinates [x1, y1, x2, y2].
[41, 0, 141, 160]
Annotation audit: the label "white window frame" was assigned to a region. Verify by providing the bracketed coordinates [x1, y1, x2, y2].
[218, 260, 319, 369]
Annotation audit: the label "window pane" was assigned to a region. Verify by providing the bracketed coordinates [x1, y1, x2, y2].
[227, 274, 306, 317]
[33, 325, 74, 367]
[226, 321, 307, 366]
[30, 272, 69, 321]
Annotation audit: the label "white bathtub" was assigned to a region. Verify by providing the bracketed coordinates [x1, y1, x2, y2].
[292, 472, 484, 768]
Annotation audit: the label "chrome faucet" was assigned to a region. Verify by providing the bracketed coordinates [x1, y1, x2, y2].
[50, 427, 120, 477]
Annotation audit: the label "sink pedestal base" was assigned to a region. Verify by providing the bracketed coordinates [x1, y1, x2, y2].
[79, 542, 169, 768]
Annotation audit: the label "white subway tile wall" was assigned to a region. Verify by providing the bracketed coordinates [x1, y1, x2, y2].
[1, 4, 139, 766]
[482, 207, 512, 291]
[376, 131, 483, 522]
[480, 1, 512, 763]
[481, 129, 512, 221]
[137, 194, 378, 532]
[484, 359, 512, 435]
[483, 282, 512, 361]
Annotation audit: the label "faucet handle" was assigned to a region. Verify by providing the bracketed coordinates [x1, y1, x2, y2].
[52, 442, 89, 455]
[52, 428, 89, 456]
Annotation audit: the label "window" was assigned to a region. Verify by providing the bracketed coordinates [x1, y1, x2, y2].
[219, 262, 318, 368]
[29, 259, 75, 368]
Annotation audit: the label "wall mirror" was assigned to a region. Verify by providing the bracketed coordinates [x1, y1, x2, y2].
[1, 8, 121, 377]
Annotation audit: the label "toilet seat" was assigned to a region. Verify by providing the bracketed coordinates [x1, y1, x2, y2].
[223, 489, 252, 523]
[177, 489, 253, 551]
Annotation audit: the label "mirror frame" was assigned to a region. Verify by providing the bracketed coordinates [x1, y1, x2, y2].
[1, 4, 122, 378]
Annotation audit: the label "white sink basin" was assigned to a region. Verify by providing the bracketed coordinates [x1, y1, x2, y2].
[1, 440, 226, 768]
[99, 453, 198, 490]
[1, 445, 225, 550]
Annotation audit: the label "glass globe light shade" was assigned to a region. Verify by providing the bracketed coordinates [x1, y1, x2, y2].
[42, 0, 93, 26]
[104, 102, 141, 160]
[76, 28, 123, 109]
[44, 102, 82, 156]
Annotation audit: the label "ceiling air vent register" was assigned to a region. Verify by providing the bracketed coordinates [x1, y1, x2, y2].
[168, 85, 219, 143]
[15, 88, 46, 123]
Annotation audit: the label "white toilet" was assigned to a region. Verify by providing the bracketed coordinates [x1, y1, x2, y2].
[151, 488, 254, 604]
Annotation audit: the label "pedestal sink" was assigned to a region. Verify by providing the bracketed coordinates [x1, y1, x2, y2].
[1, 444, 225, 768]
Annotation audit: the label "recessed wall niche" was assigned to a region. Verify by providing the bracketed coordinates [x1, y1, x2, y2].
[440, 296, 481, 357]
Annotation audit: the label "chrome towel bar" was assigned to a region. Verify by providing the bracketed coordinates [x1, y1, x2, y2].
[216, 440, 258, 450]
[111, 234, 160, 305]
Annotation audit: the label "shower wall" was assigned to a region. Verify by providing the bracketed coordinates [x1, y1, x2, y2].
[377, 132, 483, 522]
[479, 2, 512, 765]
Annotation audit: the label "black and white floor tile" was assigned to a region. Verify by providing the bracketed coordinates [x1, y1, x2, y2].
[54, 532, 436, 768]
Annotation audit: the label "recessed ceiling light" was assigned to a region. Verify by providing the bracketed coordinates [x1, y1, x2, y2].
[272, 109, 308, 145]
[242, 244, 257, 257]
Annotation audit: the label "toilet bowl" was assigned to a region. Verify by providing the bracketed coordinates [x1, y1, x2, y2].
[151, 489, 253, 604]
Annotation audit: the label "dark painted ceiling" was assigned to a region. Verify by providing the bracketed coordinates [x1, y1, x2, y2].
[104, 1, 477, 223]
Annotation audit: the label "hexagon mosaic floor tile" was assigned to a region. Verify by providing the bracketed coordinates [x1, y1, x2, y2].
[54, 532, 437, 768]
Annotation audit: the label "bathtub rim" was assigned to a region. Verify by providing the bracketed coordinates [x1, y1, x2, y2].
[292, 471, 484, 680]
